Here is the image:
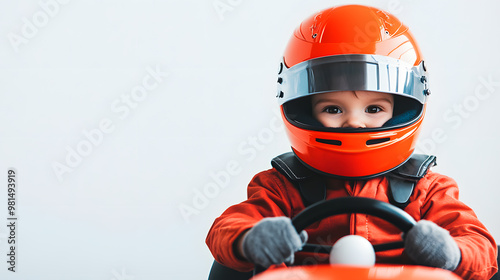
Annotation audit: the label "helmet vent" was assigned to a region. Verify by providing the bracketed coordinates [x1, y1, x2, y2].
[316, 138, 342, 146]
[366, 138, 390, 145]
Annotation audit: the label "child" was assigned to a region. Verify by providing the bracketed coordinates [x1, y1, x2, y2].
[206, 4, 498, 280]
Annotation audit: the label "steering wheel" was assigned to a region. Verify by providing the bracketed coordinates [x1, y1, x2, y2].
[252, 197, 417, 275]
[292, 197, 417, 254]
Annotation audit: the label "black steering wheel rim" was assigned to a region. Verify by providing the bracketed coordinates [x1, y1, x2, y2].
[291, 197, 416, 254]
[292, 197, 416, 232]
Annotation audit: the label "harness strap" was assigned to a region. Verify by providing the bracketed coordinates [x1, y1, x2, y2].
[271, 152, 436, 209]
[387, 154, 437, 209]
[271, 153, 326, 207]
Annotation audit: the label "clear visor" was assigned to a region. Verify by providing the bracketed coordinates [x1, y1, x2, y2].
[277, 54, 429, 106]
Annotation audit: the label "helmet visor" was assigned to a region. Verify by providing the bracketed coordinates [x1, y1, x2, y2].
[277, 54, 428, 106]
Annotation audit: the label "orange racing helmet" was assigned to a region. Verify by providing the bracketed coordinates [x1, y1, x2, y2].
[277, 5, 430, 179]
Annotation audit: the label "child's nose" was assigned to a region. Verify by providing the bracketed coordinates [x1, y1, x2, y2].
[342, 114, 366, 128]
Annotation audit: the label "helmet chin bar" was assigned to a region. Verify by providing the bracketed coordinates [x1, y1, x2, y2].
[281, 105, 427, 178]
[292, 149, 412, 181]
[277, 54, 429, 106]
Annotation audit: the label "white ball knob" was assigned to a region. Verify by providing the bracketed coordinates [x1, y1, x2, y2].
[329, 235, 376, 266]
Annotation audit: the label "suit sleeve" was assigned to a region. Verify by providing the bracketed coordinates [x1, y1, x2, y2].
[418, 173, 498, 280]
[205, 169, 297, 272]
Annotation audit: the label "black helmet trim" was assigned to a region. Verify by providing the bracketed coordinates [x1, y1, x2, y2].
[282, 94, 424, 133]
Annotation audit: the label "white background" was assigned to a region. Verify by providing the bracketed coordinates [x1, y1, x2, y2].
[0, 0, 499, 279]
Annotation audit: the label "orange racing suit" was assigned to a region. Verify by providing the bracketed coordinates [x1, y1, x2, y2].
[206, 168, 498, 280]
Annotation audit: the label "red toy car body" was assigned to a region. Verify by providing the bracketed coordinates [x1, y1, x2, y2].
[252, 264, 462, 280]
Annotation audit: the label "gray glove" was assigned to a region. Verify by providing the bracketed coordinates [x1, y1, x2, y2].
[404, 220, 461, 271]
[241, 217, 308, 268]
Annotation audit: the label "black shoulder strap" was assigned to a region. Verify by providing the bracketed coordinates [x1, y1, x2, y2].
[271, 152, 436, 209]
[387, 154, 437, 209]
[271, 152, 326, 207]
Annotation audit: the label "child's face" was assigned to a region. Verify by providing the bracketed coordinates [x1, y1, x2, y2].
[311, 91, 394, 128]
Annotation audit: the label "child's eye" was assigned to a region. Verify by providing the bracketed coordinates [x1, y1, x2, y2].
[366, 106, 382, 113]
[323, 106, 342, 114]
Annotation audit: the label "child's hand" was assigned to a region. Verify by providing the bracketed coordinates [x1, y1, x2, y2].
[404, 220, 461, 271]
[239, 217, 307, 268]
